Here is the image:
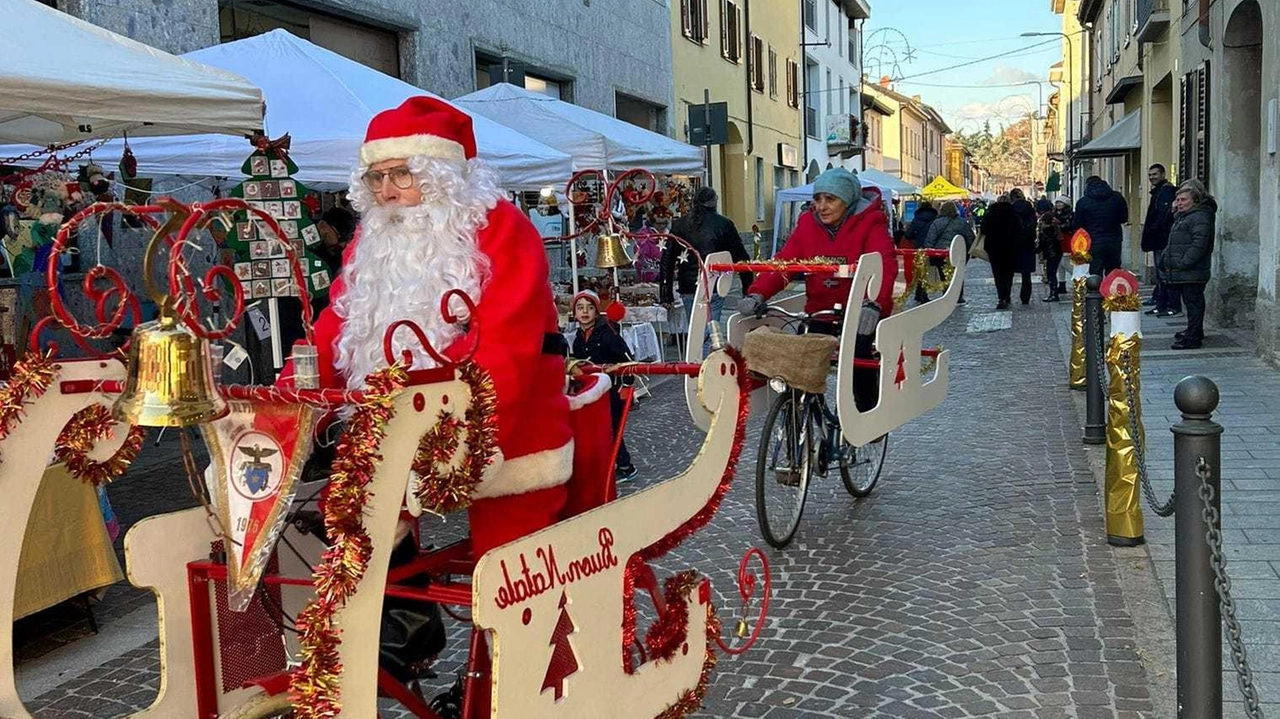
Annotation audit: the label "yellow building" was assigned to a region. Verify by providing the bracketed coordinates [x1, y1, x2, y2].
[1048, 0, 1087, 198]
[670, 0, 802, 243]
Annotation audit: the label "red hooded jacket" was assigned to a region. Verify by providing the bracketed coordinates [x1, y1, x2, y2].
[750, 187, 898, 316]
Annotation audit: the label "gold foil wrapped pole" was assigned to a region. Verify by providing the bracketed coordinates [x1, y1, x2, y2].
[1104, 313, 1145, 546]
[1069, 264, 1089, 390]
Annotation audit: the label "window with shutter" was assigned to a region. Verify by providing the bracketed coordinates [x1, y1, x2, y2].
[731, 4, 742, 63]
[720, 0, 728, 59]
[768, 46, 777, 98]
[750, 36, 764, 92]
[699, 0, 708, 42]
[681, 0, 692, 40]
[1178, 74, 1191, 178]
[1196, 62, 1210, 184]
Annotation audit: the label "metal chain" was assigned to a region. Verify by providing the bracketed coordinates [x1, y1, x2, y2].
[1116, 349, 1176, 517]
[1198, 457, 1266, 718]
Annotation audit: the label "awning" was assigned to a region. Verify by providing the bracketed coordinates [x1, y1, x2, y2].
[920, 175, 968, 200]
[1105, 75, 1142, 105]
[1074, 109, 1142, 159]
[1045, 170, 1062, 193]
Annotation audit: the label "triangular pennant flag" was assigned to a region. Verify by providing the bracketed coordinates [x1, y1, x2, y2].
[203, 398, 319, 612]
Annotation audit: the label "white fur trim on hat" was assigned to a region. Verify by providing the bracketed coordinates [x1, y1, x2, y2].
[567, 373, 612, 411]
[359, 134, 467, 166]
[472, 440, 574, 499]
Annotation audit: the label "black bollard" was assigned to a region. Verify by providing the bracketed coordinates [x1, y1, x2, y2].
[1083, 275, 1106, 445]
[1173, 376, 1222, 719]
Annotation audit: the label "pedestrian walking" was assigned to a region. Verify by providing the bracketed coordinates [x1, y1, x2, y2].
[1010, 188, 1038, 305]
[981, 194, 1021, 310]
[1074, 176, 1129, 275]
[569, 290, 638, 481]
[919, 200, 973, 303]
[1036, 198, 1064, 302]
[1141, 163, 1181, 317]
[661, 186, 752, 331]
[1160, 180, 1216, 350]
[1053, 196, 1074, 294]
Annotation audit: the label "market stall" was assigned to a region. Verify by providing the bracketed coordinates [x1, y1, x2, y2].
[0, 30, 571, 190]
[0, 0, 263, 145]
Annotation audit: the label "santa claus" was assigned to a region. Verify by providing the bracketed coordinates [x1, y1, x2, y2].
[299, 96, 573, 556]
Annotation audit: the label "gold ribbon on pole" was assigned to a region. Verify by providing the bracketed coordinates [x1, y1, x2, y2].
[1104, 329, 1145, 544]
[1069, 276, 1087, 389]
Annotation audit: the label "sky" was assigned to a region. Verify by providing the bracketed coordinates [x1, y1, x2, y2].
[863, 0, 1064, 136]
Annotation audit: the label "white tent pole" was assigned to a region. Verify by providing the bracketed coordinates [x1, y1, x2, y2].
[268, 297, 283, 370]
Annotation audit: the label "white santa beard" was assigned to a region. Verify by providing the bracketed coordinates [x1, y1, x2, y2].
[334, 202, 486, 388]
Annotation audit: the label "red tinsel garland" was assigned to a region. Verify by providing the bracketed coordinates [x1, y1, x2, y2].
[621, 348, 751, 675]
[642, 571, 698, 664]
[411, 362, 498, 515]
[289, 365, 407, 719]
[55, 404, 146, 485]
[655, 600, 721, 719]
[0, 352, 57, 452]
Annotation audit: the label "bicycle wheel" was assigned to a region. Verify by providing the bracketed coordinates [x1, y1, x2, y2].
[839, 433, 889, 498]
[755, 390, 814, 548]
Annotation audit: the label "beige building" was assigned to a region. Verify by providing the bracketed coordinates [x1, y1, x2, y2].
[862, 78, 950, 189]
[1048, 0, 1088, 198]
[671, 0, 802, 243]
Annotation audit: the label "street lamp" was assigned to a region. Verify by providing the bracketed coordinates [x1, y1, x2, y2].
[1022, 31, 1073, 196]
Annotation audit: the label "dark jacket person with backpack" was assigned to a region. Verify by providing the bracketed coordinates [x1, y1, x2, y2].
[1075, 176, 1129, 274]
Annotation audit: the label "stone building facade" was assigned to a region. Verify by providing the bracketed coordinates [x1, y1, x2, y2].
[48, 0, 676, 135]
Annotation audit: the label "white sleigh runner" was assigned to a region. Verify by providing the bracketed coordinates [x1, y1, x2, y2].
[686, 236, 967, 446]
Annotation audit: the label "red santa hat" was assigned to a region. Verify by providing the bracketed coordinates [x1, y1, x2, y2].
[360, 96, 478, 167]
[571, 289, 601, 310]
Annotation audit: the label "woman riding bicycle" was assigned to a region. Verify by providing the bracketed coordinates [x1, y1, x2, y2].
[737, 167, 899, 410]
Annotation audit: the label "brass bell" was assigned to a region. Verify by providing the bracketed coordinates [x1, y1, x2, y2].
[735, 617, 750, 638]
[595, 234, 633, 269]
[113, 309, 228, 427]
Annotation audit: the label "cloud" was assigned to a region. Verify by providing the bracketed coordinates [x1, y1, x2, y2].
[943, 95, 1040, 128]
[983, 65, 1042, 86]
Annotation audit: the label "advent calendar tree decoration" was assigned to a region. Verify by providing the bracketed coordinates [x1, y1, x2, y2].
[223, 135, 331, 302]
[541, 591, 580, 701]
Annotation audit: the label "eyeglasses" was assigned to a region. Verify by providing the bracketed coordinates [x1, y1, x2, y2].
[362, 165, 416, 191]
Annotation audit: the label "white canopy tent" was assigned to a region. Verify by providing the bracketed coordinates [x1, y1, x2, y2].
[0, 30, 571, 190]
[0, 0, 263, 144]
[455, 83, 704, 175]
[771, 174, 900, 255]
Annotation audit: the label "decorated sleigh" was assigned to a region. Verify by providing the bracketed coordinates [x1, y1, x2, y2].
[0, 191, 767, 719]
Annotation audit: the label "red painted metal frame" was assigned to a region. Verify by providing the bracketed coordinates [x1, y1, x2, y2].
[186, 553, 481, 719]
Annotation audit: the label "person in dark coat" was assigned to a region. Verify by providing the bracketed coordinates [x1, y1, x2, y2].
[906, 200, 938, 247]
[1075, 176, 1129, 275]
[569, 290, 638, 480]
[1160, 181, 1216, 350]
[1009, 189, 1038, 305]
[1036, 198, 1064, 302]
[1052, 197, 1075, 294]
[661, 187, 752, 347]
[980, 194, 1020, 309]
[908, 201, 940, 303]
[1142, 164, 1180, 316]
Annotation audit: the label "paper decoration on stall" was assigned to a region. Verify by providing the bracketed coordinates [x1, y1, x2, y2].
[202, 397, 319, 612]
[223, 143, 331, 301]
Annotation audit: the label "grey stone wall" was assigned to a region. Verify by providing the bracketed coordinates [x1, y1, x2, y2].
[58, 0, 676, 134]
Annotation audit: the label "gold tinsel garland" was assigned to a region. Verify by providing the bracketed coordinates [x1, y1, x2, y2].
[289, 364, 407, 719]
[893, 251, 955, 310]
[1103, 293, 1141, 313]
[411, 362, 499, 515]
[654, 573, 721, 719]
[0, 351, 58, 453]
[55, 404, 146, 486]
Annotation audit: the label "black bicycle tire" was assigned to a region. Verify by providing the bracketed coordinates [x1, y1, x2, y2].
[755, 391, 812, 548]
[839, 433, 889, 498]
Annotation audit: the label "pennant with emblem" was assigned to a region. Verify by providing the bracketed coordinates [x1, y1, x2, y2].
[202, 398, 319, 612]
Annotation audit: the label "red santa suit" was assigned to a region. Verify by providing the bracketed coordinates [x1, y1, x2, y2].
[298, 97, 573, 557]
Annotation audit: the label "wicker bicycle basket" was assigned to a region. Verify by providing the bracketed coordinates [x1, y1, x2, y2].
[742, 327, 839, 394]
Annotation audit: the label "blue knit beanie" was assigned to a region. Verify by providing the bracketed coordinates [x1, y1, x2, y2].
[813, 168, 861, 207]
